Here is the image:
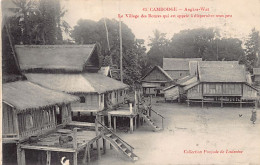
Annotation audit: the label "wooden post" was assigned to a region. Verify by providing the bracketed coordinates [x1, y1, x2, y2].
[95, 117, 99, 136]
[240, 99, 242, 108]
[129, 103, 133, 114]
[87, 144, 91, 163]
[73, 128, 78, 150]
[46, 151, 51, 165]
[150, 95, 152, 105]
[102, 116, 106, 154]
[82, 145, 88, 164]
[113, 116, 116, 132]
[17, 144, 26, 165]
[108, 114, 112, 129]
[187, 99, 190, 107]
[134, 116, 137, 130]
[73, 152, 78, 165]
[96, 139, 101, 159]
[221, 96, 223, 108]
[130, 117, 134, 133]
[202, 99, 204, 108]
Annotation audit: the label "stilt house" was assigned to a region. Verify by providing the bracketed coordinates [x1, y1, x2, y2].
[15, 44, 129, 115]
[2, 81, 78, 143]
[184, 62, 258, 107]
[141, 66, 173, 96]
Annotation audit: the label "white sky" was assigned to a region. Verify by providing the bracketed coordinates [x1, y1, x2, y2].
[61, 0, 260, 45]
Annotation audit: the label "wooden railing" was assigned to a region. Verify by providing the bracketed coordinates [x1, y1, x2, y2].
[150, 108, 165, 129]
[95, 119, 134, 150]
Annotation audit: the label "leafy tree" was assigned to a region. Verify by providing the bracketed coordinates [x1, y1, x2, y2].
[7, 0, 70, 44]
[71, 18, 147, 86]
[147, 29, 170, 66]
[244, 28, 260, 72]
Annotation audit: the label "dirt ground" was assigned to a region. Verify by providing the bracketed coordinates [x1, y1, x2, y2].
[89, 98, 260, 165]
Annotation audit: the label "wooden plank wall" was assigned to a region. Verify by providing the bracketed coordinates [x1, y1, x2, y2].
[187, 84, 203, 99]
[17, 106, 57, 138]
[203, 83, 242, 95]
[143, 68, 169, 82]
[71, 94, 99, 110]
[243, 84, 258, 99]
[2, 103, 15, 135]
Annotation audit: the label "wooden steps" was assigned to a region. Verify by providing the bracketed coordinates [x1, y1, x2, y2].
[139, 113, 163, 132]
[102, 132, 139, 161]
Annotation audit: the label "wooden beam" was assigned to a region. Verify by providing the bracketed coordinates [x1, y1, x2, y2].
[108, 114, 112, 129]
[130, 117, 134, 133]
[73, 128, 78, 150]
[46, 151, 51, 165]
[113, 116, 117, 132]
[82, 145, 88, 164]
[73, 152, 78, 165]
[96, 139, 101, 159]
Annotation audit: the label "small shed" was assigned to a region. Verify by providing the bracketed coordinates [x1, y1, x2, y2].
[163, 58, 202, 80]
[2, 81, 78, 143]
[141, 66, 173, 96]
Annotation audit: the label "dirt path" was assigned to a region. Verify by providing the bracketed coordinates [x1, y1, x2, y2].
[89, 100, 260, 165]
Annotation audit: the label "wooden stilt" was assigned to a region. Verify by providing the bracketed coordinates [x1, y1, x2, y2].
[187, 99, 190, 107]
[46, 151, 51, 165]
[95, 117, 99, 136]
[202, 99, 204, 108]
[73, 152, 78, 165]
[96, 139, 101, 159]
[130, 117, 134, 133]
[87, 144, 91, 163]
[240, 99, 242, 108]
[221, 96, 223, 108]
[82, 145, 88, 164]
[73, 128, 78, 150]
[17, 144, 26, 165]
[103, 138, 106, 154]
[113, 116, 116, 132]
[134, 116, 137, 130]
[108, 114, 112, 129]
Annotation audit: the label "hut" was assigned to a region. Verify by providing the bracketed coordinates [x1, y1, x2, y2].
[2, 81, 78, 143]
[141, 66, 173, 96]
[15, 44, 129, 117]
[185, 62, 258, 107]
[163, 58, 202, 80]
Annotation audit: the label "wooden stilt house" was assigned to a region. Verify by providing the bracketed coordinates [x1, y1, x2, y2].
[141, 66, 173, 96]
[2, 81, 79, 143]
[185, 62, 258, 107]
[15, 44, 129, 116]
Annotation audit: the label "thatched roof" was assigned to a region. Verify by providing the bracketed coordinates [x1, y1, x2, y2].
[163, 58, 202, 71]
[25, 73, 129, 94]
[15, 44, 97, 72]
[3, 81, 79, 111]
[253, 68, 260, 75]
[141, 66, 173, 82]
[198, 65, 247, 83]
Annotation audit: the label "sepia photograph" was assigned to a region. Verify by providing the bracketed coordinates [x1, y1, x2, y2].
[1, 0, 260, 164]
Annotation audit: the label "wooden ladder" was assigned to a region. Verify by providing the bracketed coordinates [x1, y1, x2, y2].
[96, 120, 139, 161]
